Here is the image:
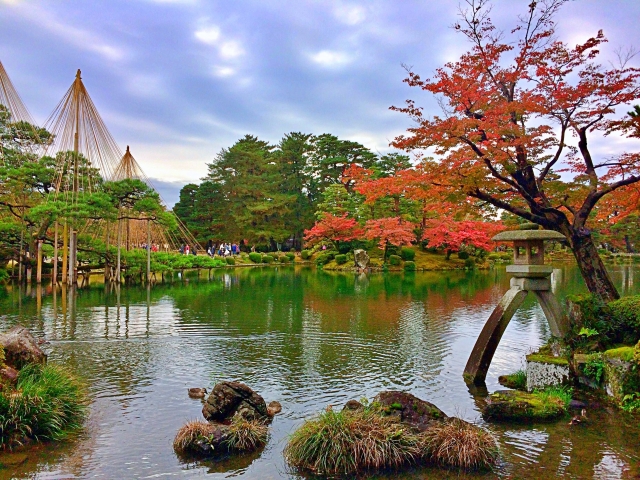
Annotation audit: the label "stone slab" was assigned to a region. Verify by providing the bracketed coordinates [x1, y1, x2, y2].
[506, 264, 553, 278]
[510, 277, 551, 291]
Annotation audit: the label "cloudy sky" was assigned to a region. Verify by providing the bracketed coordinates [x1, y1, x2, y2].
[1, 0, 639, 206]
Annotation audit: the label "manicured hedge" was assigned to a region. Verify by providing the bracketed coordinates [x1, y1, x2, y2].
[389, 255, 401, 266]
[400, 247, 415, 261]
[335, 254, 347, 265]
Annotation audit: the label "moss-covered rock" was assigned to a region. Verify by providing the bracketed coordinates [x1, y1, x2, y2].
[481, 390, 567, 422]
[373, 390, 447, 431]
[498, 370, 527, 390]
[525, 352, 569, 366]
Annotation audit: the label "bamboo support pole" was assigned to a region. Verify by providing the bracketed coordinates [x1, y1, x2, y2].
[53, 223, 58, 284]
[25, 250, 31, 283]
[62, 223, 68, 283]
[36, 240, 42, 283]
[116, 216, 122, 284]
[147, 219, 151, 284]
[104, 221, 111, 283]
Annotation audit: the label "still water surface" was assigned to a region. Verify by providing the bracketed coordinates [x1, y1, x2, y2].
[0, 265, 639, 479]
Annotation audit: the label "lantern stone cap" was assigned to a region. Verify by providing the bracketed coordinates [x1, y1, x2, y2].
[492, 230, 565, 242]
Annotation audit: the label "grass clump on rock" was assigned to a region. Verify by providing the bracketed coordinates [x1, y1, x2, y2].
[173, 415, 268, 456]
[173, 420, 218, 454]
[284, 406, 422, 476]
[285, 399, 500, 476]
[225, 414, 269, 451]
[498, 369, 527, 390]
[0, 363, 87, 450]
[421, 418, 499, 471]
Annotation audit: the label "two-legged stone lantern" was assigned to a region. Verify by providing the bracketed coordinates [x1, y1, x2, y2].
[464, 227, 569, 385]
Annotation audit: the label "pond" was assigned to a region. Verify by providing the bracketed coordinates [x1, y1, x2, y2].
[0, 264, 639, 479]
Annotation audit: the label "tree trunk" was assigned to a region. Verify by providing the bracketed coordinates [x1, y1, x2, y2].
[569, 231, 619, 302]
[624, 235, 633, 253]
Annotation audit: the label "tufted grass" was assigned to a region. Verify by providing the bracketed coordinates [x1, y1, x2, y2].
[224, 414, 269, 452]
[284, 407, 422, 476]
[0, 363, 88, 450]
[421, 418, 499, 471]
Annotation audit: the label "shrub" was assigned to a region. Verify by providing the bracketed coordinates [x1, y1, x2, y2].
[464, 258, 475, 269]
[335, 254, 347, 265]
[315, 253, 334, 266]
[301, 250, 311, 260]
[338, 242, 352, 254]
[457, 251, 470, 260]
[279, 256, 289, 263]
[0, 364, 87, 450]
[404, 261, 416, 271]
[421, 418, 499, 471]
[389, 255, 401, 266]
[487, 252, 500, 260]
[284, 407, 421, 476]
[248, 252, 262, 263]
[567, 293, 640, 347]
[286, 252, 295, 261]
[262, 255, 275, 264]
[0, 268, 8, 284]
[609, 296, 640, 342]
[400, 247, 415, 261]
[386, 245, 400, 257]
[583, 355, 606, 385]
[225, 257, 235, 266]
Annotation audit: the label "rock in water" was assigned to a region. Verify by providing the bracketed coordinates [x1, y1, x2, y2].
[0, 325, 47, 369]
[373, 391, 447, 431]
[353, 249, 370, 269]
[202, 381, 269, 423]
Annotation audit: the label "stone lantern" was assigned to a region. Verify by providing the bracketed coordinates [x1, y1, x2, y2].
[464, 227, 569, 385]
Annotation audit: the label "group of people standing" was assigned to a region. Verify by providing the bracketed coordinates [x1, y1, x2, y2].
[207, 242, 239, 257]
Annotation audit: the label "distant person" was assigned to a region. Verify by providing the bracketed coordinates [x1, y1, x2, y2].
[185, 244, 190, 255]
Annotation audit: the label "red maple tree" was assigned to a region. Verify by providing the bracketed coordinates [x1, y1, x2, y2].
[422, 219, 504, 259]
[304, 213, 363, 250]
[363, 217, 416, 258]
[391, 0, 640, 300]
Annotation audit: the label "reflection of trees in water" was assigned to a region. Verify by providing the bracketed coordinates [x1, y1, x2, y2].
[0, 267, 639, 478]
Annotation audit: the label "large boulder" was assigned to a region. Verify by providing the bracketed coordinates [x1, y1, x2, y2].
[373, 391, 447, 431]
[0, 325, 46, 369]
[353, 249, 370, 269]
[202, 381, 269, 423]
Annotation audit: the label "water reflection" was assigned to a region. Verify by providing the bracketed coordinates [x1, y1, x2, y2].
[0, 265, 638, 479]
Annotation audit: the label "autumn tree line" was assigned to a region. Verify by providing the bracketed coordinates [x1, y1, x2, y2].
[176, 0, 640, 302]
[173, 132, 507, 256]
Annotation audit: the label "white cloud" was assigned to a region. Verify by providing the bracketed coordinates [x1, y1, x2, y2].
[194, 25, 221, 45]
[212, 66, 235, 77]
[219, 40, 244, 59]
[194, 23, 244, 59]
[334, 4, 366, 26]
[310, 50, 352, 67]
